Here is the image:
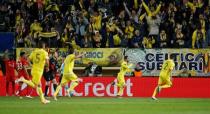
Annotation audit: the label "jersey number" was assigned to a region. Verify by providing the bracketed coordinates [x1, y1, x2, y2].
[17, 62, 23, 70]
[35, 54, 41, 63]
[164, 63, 168, 70]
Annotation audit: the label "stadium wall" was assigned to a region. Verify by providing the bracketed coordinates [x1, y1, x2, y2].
[0, 32, 15, 51]
[1, 76, 210, 98]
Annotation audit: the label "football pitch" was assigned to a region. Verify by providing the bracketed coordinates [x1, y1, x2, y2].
[0, 97, 210, 114]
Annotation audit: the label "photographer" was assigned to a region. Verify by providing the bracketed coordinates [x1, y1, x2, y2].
[85, 62, 102, 77]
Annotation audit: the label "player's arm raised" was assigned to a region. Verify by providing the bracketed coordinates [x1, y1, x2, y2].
[75, 52, 86, 59]
[121, 62, 130, 69]
[128, 64, 133, 69]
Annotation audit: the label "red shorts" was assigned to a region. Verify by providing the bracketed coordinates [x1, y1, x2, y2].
[18, 73, 30, 80]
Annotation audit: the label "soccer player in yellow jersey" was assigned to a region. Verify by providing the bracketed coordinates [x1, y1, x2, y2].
[152, 56, 175, 100]
[53, 48, 86, 100]
[112, 56, 132, 97]
[17, 43, 50, 104]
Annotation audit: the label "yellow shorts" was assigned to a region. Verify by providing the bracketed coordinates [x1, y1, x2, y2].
[31, 71, 43, 85]
[158, 75, 172, 86]
[61, 72, 78, 85]
[117, 74, 125, 87]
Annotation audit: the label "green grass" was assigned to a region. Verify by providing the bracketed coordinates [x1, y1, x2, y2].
[0, 97, 210, 114]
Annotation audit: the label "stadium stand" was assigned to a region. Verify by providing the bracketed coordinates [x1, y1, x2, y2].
[0, 0, 209, 48]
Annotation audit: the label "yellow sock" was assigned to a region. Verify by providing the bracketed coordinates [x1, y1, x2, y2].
[160, 84, 171, 89]
[117, 87, 124, 96]
[37, 86, 45, 102]
[54, 84, 62, 97]
[68, 81, 78, 92]
[22, 79, 35, 88]
[152, 87, 158, 97]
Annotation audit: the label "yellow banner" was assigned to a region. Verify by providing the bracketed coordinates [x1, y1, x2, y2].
[16, 48, 123, 67]
[75, 48, 123, 67]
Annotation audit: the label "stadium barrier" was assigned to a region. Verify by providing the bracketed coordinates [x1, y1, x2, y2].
[1, 76, 210, 98]
[16, 48, 210, 76]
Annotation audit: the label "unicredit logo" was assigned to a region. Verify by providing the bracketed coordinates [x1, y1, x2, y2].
[73, 79, 133, 97]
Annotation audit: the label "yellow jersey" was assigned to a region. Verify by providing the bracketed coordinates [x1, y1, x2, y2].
[160, 59, 175, 77]
[125, 26, 134, 39]
[93, 15, 102, 30]
[63, 54, 75, 74]
[118, 61, 131, 75]
[29, 49, 48, 73]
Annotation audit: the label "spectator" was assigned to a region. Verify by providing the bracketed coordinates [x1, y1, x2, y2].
[185, 0, 204, 14]
[0, 4, 7, 31]
[92, 10, 102, 31]
[113, 33, 122, 47]
[203, 52, 210, 74]
[73, 14, 89, 47]
[93, 31, 102, 48]
[24, 34, 35, 47]
[123, 2, 142, 24]
[83, 62, 93, 76]
[142, 0, 162, 47]
[61, 28, 70, 47]
[142, 0, 161, 17]
[89, 62, 102, 77]
[16, 23, 24, 47]
[38, 27, 60, 48]
[50, 27, 61, 47]
[88, 16, 97, 36]
[134, 63, 143, 77]
[174, 24, 185, 48]
[159, 29, 168, 48]
[84, 62, 102, 77]
[106, 17, 123, 47]
[192, 24, 206, 48]
[0, 0, 208, 49]
[41, 14, 53, 32]
[207, 16, 210, 46]
[124, 20, 134, 47]
[30, 19, 42, 45]
[142, 35, 155, 49]
[131, 29, 143, 48]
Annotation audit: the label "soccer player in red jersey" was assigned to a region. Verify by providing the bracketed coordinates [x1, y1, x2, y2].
[16, 52, 33, 98]
[3, 50, 16, 96]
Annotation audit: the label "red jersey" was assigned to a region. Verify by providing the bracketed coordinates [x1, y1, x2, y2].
[16, 57, 29, 78]
[4, 59, 16, 81]
[5, 60, 16, 75]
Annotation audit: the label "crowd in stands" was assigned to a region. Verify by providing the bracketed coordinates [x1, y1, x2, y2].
[0, 0, 210, 48]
